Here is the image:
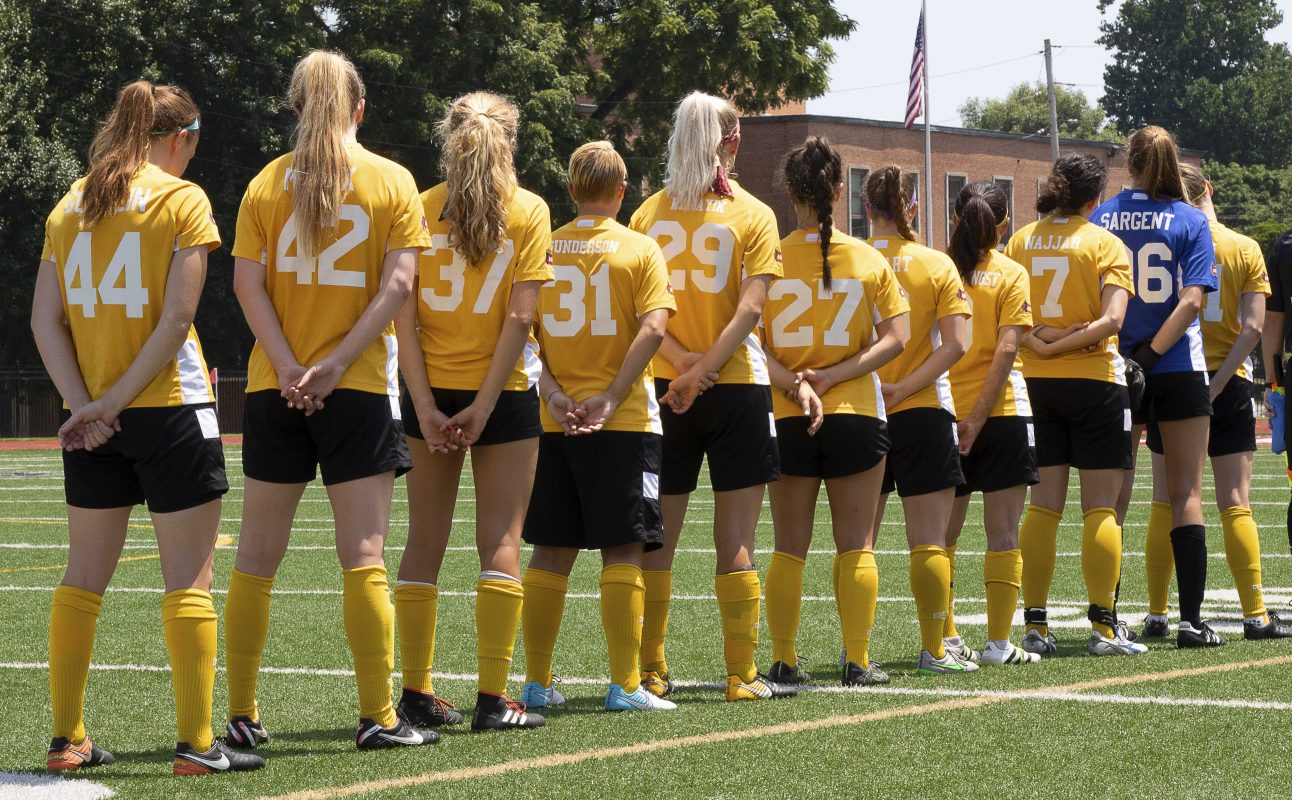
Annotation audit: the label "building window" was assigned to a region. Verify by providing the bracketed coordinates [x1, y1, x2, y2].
[945, 173, 967, 245]
[995, 177, 1014, 247]
[848, 167, 870, 239]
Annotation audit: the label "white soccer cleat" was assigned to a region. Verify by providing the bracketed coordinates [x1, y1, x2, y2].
[605, 683, 678, 711]
[1021, 629, 1058, 656]
[980, 640, 1041, 665]
[519, 679, 566, 708]
[1088, 628, 1149, 656]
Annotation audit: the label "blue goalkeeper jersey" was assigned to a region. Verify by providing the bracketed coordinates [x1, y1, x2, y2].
[1093, 189, 1217, 374]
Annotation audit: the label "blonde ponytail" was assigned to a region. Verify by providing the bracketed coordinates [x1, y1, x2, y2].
[287, 50, 364, 258]
[1126, 125, 1184, 201]
[664, 92, 739, 210]
[437, 91, 519, 266]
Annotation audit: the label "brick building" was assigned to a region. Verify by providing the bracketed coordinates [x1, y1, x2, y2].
[734, 114, 1202, 249]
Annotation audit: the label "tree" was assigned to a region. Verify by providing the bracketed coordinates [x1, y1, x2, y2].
[1204, 160, 1292, 252]
[958, 81, 1120, 141]
[1098, 0, 1292, 166]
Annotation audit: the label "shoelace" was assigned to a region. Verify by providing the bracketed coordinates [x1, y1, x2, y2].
[431, 695, 457, 713]
[505, 697, 529, 715]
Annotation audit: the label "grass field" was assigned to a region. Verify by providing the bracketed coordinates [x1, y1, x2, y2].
[3, 442, 1292, 799]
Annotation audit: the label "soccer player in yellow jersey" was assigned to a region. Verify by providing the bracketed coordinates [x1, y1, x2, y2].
[393, 92, 553, 731]
[33, 81, 262, 775]
[762, 138, 909, 687]
[629, 92, 793, 702]
[863, 166, 975, 676]
[1005, 153, 1143, 657]
[943, 181, 1039, 666]
[517, 141, 679, 713]
[1139, 163, 1291, 639]
[223, 51, 436, 750]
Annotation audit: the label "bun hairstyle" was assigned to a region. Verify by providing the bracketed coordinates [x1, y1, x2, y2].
[864, 166, 919, 242]
[948, 180, 1008, 281]
[1178, 161, 1209, 208]
[287, 50, 365, 259]
[784, 136, 843, 291]
[82, 80, 198, 230]
[1036, 153, 1107, 215]
[1125, 125, 1184, 200]
[665, 91, 740, 210]
[438, 91, 520, 266]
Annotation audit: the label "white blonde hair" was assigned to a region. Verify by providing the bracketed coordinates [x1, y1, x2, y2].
[664, 91, 739, 210]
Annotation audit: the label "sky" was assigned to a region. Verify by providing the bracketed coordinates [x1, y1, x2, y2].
[808, 0, 1292, 126]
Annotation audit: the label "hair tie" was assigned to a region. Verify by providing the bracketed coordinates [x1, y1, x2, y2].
[720, 119, 741, 144]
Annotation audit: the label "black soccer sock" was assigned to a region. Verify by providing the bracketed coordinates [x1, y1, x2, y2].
[1286, 496, 1292, 554]
[1170, 525, 1207, 627]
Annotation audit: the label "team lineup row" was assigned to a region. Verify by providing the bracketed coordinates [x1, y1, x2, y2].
[32, 48, 1290, 777]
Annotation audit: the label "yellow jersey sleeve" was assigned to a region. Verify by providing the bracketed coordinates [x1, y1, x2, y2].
[387, 170, 431, 251]
[934, 257, 972, 320]
[231, 180, 269, 263]
[949, 251, 1032, 419]
[515, 199, 555, 284]
[874, 261, 910, 323]
[635, 239, 678, 317]
[1098, 233, 1135, 294]
[1201, 224, 1270, 378]
[742, 201, 782, 279]
[999, 264, 1033, 329]
[173, 185, 221, 252]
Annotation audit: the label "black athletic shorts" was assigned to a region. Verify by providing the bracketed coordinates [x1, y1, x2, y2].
[956, 416, 1040, 496]
[1147, 374, 1255, 457]
[402, 387, 541, 447]
[881, 407, 963, 497]
[522, 431, 663, 552]
[776, 414, 888, 480]
[243, 389, 411, 485]
[1131, 370, 1212, 426]
[61, 403, 227, 513]
[1026, 377, 1133, 470]
[656, 379, 779, 494]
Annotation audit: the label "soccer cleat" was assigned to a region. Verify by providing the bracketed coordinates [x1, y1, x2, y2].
[605, 683, 678, 711]
[519, 679, 565, 709]
[640, 669, 674, 698]
[1088, 629, 1149, 656]
[943, 637, 981, 663]
[842, 661, 890, 686]
[916, 649, 979, 675]
[47, 736, 114, 772]
[767, 660, 813, 685]
[1020, 629, 1058, 656]
[1116, 620, 1140, 643]
[1142, 615, 1169, 638]
[1244, 612, 1292, 640]
[355, 718, 439, 749]
[397, 688, 464, 726]
[1178, 621, 1227, 648]
[725, 674, 798, 701]
[173, 740, 266, 775]
[980, 641, 1040, 665]
[225, 716, 269, 749]
[471, 694, 546, 731]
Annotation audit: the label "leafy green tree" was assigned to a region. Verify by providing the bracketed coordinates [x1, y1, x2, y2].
[958, 81, 1121, 141]
[1204, 160, 1292, 251]
[1097, 0, 1292, 165]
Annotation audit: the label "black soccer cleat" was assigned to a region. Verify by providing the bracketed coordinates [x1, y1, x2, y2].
[48, 736, 114, 772]
[398, 688, 465, 727]
[1244, 611, 1292, 640]
[173, 740, 266, 775]
[471, 693, 546, 732]
[1178, 621, 1227, 648]
[225, 715, 269, 749]
[767, 660, 813, 685]
[1141, 616, 1170, 638]
[842, 661, 890, 686]
[355, 717, 439, 749]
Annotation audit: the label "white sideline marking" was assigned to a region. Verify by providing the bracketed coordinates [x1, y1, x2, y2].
[0, 773, 114, 799]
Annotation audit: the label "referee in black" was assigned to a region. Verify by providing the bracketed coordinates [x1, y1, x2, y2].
[1260, 226, 1292, 553]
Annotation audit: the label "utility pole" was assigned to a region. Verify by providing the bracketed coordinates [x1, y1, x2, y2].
[1044, 39, 1060, 161]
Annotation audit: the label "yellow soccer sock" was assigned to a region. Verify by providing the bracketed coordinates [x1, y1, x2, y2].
[909, 545, 951, 658]
[224, 568, 273, 721]
[715, 570, 761, 683]
[765, 551, 806, 665]
[641, 570, 672, 673]
[837, 549, 878, 668]
[49, 585, 101, 742]
[1221, 506, 1267, 620]
[600, 564, 645, 693]
[1144, 500, 1174, 617]
[984, 549, 1023, 643]
[1020, 505, 1062, 635]
[1081, 507, 1122, 639]
[393, 582, 438, 694]
[342, 565, 396, 728]
[477, 575, 524, 696]
[162, 588, 217, 751]
[944, 543, 959, 640]
[521, 569, 568, 687]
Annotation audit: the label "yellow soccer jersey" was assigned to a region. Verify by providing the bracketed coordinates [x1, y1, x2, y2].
[233, 143, 430, 396]
[1200, 222, 1269, 379]
[42, 163, 220, 408]
[949, 250, 1033, 419]
[763, 230, 909, 420]
[1005, 215, 1134, 384]
[415, 184, 553, 391]
[629, 180, 782, 385]
[868, 236, 971, 416]
[538, 215, 677, 433]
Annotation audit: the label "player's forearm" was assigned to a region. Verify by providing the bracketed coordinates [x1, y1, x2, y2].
[234, 261, 301, 375]
[32, 313, 93, 410]
[695, 277, 769, 376]
[1145, 286, 1203, 356]
[1262, 310, 1285, 383]
[968, 331, 1022, 424]
[825, 315, 908, 384]
[605, 310, 668, 402]
[323, 249, 416, 370]
[394, 291, 436, 415]
[765, 353, 800, 394]
[657, 331, 692, 371]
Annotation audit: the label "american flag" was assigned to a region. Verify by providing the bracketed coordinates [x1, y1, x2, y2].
[904, 8, 926, 129]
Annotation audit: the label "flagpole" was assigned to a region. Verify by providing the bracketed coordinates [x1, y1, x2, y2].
[922, 0, 933, 246]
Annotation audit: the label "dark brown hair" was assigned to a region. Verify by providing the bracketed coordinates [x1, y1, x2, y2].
[864, 166, 919, 242]
[949, 180, 1008, 281]
[1036, 153, 1107, 215]
[784, 136, 843, 291]
[1126, 125, 1184, 200]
